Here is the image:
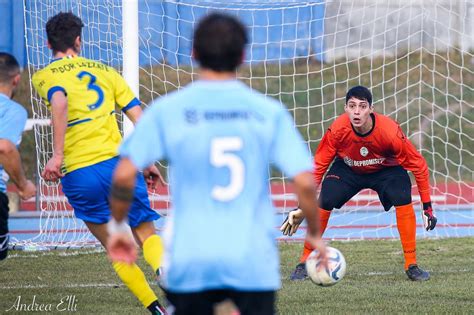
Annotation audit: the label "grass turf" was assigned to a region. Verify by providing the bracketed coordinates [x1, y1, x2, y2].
[0, 237, 473, 314]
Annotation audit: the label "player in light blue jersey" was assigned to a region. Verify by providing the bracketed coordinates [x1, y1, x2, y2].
[107, 13, 327, 314]
[0, 52, 36, 260]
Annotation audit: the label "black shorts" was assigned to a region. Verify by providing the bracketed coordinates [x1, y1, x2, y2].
[0, 192, 9, 260]
[319, 158, 412, 211]
[165, 289, 275, 315]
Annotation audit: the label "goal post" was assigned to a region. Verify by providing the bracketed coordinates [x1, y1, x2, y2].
[122, 0, 138, 138]
[18, 0, 473, 249]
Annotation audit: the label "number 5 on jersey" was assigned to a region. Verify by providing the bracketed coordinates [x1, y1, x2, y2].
[210, 137, 244, 202]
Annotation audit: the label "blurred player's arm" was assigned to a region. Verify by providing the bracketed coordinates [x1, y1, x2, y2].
[115, 69, 165, 188]
[110, 158, 138, 221]
[280, 128, 337, 236]
[393, 127, 436, 231]
[122, 100, 164, 189]
[108, 97, 164, 264]
[0, 104, 35, 199]
[42, 91, 67, 181]
[107, 157, 139, 264]
[0, 140, 36, 199]
[293, 171, 327, 266]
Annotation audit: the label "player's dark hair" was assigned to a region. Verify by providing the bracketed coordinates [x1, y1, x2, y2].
[46, 12, 84, 53]
[0, 52, 20, 84]
[193, 13, 248, 72]
[346, 86, 372, 105]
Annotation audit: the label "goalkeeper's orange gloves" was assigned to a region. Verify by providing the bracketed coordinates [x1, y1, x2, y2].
[422, 202, 437, 231]
[280, 208, 305, 236]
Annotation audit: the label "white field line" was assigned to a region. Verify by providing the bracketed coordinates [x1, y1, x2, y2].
[0, 269, 470, 290]
[0, 283, 124, 290]
[358, 268, 471, 276]
[6, 249, 104, 258]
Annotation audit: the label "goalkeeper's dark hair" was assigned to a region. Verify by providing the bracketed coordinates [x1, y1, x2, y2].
[0, 52, 20, 84]
[193, 13, 248, 72]
[346, 86, 372, 106]
[46, 12, 84, 53]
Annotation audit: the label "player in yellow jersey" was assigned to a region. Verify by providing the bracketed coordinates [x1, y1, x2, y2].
[32, 12, 166, 314]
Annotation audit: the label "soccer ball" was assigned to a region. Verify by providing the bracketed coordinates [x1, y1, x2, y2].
[305, 246, 346, 286]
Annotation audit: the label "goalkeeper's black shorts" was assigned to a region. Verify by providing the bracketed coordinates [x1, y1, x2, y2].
[319, 158, 412, 211]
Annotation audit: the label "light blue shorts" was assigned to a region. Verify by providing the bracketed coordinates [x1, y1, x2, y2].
[61, 156, 160, 227]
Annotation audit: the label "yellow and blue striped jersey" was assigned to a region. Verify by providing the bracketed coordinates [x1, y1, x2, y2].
[32, 56, 140, 173]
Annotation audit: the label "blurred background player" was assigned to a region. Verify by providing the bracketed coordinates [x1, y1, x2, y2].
[31, 12, 166, 314]
[107, 13, 328, 315]
[0, 52, 36, 261]
[281, 85, 437, 281]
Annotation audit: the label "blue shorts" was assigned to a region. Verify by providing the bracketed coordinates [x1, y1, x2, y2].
[61, 157, 160, 227]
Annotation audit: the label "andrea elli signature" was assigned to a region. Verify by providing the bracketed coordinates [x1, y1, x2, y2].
[5, 295, 78, 312]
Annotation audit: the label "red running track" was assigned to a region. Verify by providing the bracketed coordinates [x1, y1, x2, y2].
[9, 182, 473, 212]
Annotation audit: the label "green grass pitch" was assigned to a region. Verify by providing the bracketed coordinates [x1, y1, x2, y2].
[1, 237, 473, 314]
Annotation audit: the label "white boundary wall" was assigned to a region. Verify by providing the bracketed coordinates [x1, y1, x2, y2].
[324, 0, 473, 61]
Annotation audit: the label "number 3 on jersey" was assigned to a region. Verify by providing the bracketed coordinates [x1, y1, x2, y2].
[77, 71, 104, 110]
[210, 137, 244, 202]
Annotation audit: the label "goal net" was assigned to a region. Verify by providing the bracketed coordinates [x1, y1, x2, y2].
[19, 0, 473, 248]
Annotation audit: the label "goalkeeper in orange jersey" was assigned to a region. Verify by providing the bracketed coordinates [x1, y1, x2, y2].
[281, 85, 437, 281]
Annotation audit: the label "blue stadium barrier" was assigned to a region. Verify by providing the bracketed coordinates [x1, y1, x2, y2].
[0, 0, 26, 66]
[4, 0, 325, 67]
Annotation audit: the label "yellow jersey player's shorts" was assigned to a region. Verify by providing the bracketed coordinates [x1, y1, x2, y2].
[61, 156, 160, 227]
